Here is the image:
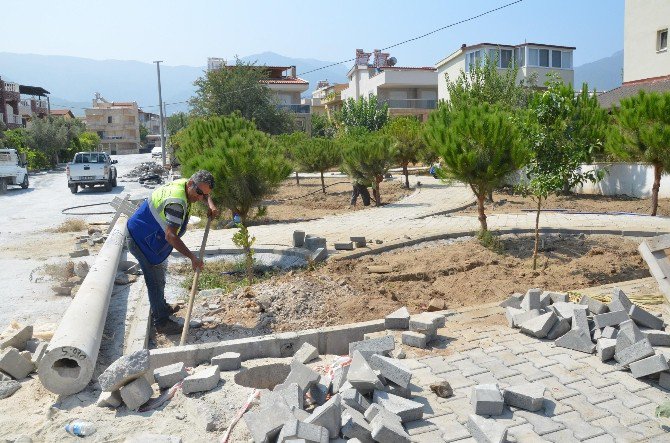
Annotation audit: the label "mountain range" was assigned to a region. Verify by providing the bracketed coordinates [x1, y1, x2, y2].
[0, 50, 623, 116]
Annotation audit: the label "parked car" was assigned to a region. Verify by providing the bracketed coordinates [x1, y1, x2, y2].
[66, 151, 117, 193]
[151, 146, 163, 158]
[0, 148, 29, 193]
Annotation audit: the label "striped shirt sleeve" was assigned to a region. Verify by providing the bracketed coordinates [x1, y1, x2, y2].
[164, 203, 185, 228]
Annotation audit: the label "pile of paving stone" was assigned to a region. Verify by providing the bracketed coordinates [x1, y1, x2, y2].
[0, 325, 49, 400]
[503, 287, 670, 385]
[122, 162, 167, 184]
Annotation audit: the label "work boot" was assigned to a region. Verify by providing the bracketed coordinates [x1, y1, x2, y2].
[166, 303, 181, 314]
[155, 319, 182, 335]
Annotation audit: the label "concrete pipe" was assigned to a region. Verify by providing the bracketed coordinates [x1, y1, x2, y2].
[38, 217, 127, 395]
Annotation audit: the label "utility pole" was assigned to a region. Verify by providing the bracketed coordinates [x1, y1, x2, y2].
[153, 60, 167, 167]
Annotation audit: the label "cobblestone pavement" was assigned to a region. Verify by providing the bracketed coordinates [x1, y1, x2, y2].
[397, 303, 670, 442]
[182, 179, 670, 254]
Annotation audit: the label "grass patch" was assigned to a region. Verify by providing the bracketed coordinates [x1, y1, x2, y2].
[477, 230, 504, 254]
[53, 218, 88, 233]
[171, 258, 275, 292]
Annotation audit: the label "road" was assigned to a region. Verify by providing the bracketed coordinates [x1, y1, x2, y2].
[0, 153, 157, 330]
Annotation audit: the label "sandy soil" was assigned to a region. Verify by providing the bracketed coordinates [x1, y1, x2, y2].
[156, 233, 650, 347]
[456, 188, 670, 217]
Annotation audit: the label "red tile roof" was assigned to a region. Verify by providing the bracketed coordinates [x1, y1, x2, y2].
[379, 66, 436, 71]
[50, 109, 73, 116]
[261, 78, 309, 85]
[597, 75, 670, 108]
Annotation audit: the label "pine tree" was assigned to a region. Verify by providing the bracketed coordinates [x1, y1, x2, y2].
[293, 137, 342, 193]
[383, 116, 426, 188]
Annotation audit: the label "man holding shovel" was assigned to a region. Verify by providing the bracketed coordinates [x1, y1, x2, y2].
[127, 170, 219, 335]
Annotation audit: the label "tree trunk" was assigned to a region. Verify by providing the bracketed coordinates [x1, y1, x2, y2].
[652, 163, 662, 216]
[403, 162, 409, 189]
[320, 171, 326, 194]
[487, 189, 494, 203]
[373, 176, 382, 206]
[561, 179, 571, 195]
[477, 193, 487, 232]
[295, 171, 300, 186]
[533, 197, 542, 271]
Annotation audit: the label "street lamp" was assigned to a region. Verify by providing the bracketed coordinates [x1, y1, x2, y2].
[153, 60, 167, 167]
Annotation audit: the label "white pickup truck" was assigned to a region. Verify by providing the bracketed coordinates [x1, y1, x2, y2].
[66, 151, 118, 194]
[0, 148, 29, 193]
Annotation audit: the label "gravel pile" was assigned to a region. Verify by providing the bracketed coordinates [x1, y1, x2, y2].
[121, 162, 168, 184]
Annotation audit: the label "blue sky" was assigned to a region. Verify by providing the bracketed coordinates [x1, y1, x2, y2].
[3, 0, 624, 68]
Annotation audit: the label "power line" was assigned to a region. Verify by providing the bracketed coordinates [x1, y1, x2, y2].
[48, 0, 525, 113]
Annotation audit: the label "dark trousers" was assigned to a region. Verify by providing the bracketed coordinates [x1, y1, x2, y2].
[127, 236, 169, 326]
[351, 184, 371, 206]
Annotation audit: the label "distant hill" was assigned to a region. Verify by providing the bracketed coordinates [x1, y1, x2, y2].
[0, 52, 349, 116]
[574, 50, 623, 92]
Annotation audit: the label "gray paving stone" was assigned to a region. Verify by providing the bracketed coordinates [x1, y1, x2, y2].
[503, 340, 537, 356]
[560, 395, 609, 422]
[479, 360, 520, 380]
[596, 338, 617, 362]
[507, 363, 552, 382]
[578, 368, 618, 389]
[579, 295, 609, 315]
[630, 353, 669, 378]
[304, 393, 342, 438]
[500, 293, 523, 309]
[541, 364, 585, 385]
[546, 318, 571, 341]
[348, 351, 384, 393]
[611, 387, 651, 409]
[402, 359, 428, 371]
[506, 423, 546, 443]
[471, 384, 504, 416]
[522, 289, 542, 312]
[503, 383, 545, 412]
[436, 395, 471, 424]
[603, 370, 652, 392]
[609, 288, 633, 313]
[410, 314, 440, 337]
[659, 371, 670, 390]
[341, 406, 373, 442]
[349, 335, 395, 360]
[542, 429, 578, 443]
[404, 418, 436, 436]
[277, 418, 329, 443]
[601, 326, 618, 340]
[120, 376, 153, 411]
[598, 398, 648, 426]
[292, 343, 318, 364]
[635, 386, 670, 405]
[520, 312, 557, 339]
[453, 358, 488, 377]
[513, 410, 565, 436]
[593, 310, 629, 329]
[466, 414, 507, 443]
[412, 393, 450, 418]
[536, 377, 579, 401]
[341, 388, 371, 414]
[551, 411, 606, 440]
[523, 351, 556, 369]
[555, 329, 595, 354]
[581, 435, 615, 443]
[563, 380, 614, 404]
[427, 414, 471, 441]
[370, 411, 412, 443]
[614, 337, 655, 367]
[182, 365, 220, 394]
[643, 330, 670, 346]
[402, 331, 428, 349]
[373, 390, 424, 423]
[549, 292, 569, 304]
[489, 351, 526, 367]
[410, 429, 448, 442]
[542, 398, 573, 417]
[629, 420, 668, 440]
[386, 307, 411, 330]
[470, 372, 500, 386]
[629, 305, 665, 330]
[98, 349, 150, 392]
[371, 354, 412, 389]
[437, 372, 476, 389]
[153, 362, 188, 389]
[463, 349, 497, 365]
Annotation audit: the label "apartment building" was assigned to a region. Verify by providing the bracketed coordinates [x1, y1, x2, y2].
[319, 82, 348, 119]
[0, 76, 50, 129]
[341, 49, 438, 120]
[138, 109, 161, 135]
[599, 0, 670, 107]
[50, 109, 75, 119]
[84, 93, 140, 155]
[301, 80, 331, 115]
[435, 42, 575, 102]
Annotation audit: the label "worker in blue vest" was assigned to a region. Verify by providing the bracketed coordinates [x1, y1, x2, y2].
[127, 170, 219, 335]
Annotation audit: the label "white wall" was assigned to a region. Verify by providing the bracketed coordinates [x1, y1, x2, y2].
[575, 163, 670, 198]
[624, 0, 670, 82]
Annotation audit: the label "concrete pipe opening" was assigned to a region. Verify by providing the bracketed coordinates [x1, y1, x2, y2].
[234, 363, 290, 390]
[52, 358, 82, 379]
[38, 346, 93, 396]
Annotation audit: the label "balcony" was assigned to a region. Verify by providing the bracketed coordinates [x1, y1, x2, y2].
[19, 100, 31, 115]
[6, 114, 23, 125]
[322, 92, 342, 105]
[380, 99, 437, 110]
[4, 82, 20, 93]
[277, 104, 311, 114]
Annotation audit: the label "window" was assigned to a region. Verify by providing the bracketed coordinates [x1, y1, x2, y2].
[516, 47, 525, 67]
[528, 48, 539, 66]
[107, 116, 112, 124]
[465, 50, 482, 71]
[659, 29, 668, 51]
[500, 49, 513, 68]
[552, 50, 562, 68]
[561, 51, 572, 69]
[539, 49, 549, 67]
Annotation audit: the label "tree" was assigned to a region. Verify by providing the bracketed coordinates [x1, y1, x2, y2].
[336, 96, 389, 132]
[174, 113, 292, 223]
[189, 58, 295, 135]
[311, 112, 336, 138]
[425, 102, 528, 232]
[27, 116, 84, 164]
[139, 124, 149, 143]
[78, 132, 101, 152]
[383, 116, 426, 188]
[607, 90, 670, 216]
[521, 80, 608, 269]
[166, 112, 190, 137]
[275, 131, 309, 185]
[341, 130, 398, 205]
[293, 137, 342, 193]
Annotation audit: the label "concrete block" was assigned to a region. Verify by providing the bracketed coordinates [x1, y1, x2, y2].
[593, 310, 629, 329]
[572, 307, 591, 333]
[503, 383, 545, 412]
[334, 242, 354, 251]
[69, 248, 90, 258]
[614, 337, 655, 367]
[0, 380, 21, 399]
[98, 349, 150, 392]
[0, 325, 32, 351]
[550, 302, 587, 321]
[211, 352, 241, 371]
[120, 376, 153, 411]
[579, 295, 609, 315]
[349, 335, 395, 361]
[311, 248, 328, 263]
[385, 307, 410, 330]
[182, 365, 220, 394]
[310, 375, 331, 406]
[471, 384, 504, 416]
[630, 354, 669, 378]
[370, 410, 411, 443]
[519, 312, 557, 339]
[96, 390, 122, 408]
[277, 418, 329, 443]
[499, 293, 523, 309]
[341, 387, 371, 413]
[643, 330, 670, 346]
[539, 291, 552, 309]
[0, 347, 34, 379]
[0, 371, 10, 381]
[348, 351, 384, 393]
[153, 362, 188, 389]
[629, 305, 665, 330]
[275, 382, 303, 410]
[602, 326, 618, 339]
[373, 390, 423, 423]
[549, 292, 569, 303]
[597, 338, 617, 362]
[409, 314, 438, 337]
[401, 331, 427, 348]
[293, 342, 319, 364]
[350, 236, 367, 247]
[305, 236, 327, 251]
[467, 414, 508, 443]
[341, 406, 373, 442]
[244, 403, 294, 443]
[370, 354, 412, 389]
[521, 288, 542, 311]
[555, 330, 595, 354]
[546, 318, 571, 340]
[284, 360, 320, 396]
[659, 372, 670, 389]
[292, 230, 305, 247]
[423, 312, 445, 328]
[510, 309, 541, 329]
[304, 393, 342, 438]
[291, 406, 310, 421]
[609, 288, 633, 313]
[30, 342, 48, 365]
[505, 307, 524, 328]
[332, 364, 349, 394]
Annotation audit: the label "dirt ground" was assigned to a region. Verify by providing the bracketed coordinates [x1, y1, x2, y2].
[456, 188, 670, 217]
[157, 233, 651, 347]
[197, 176, 413, 225]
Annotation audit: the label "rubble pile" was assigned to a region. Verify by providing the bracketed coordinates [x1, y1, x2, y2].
[0, 324, 49, 399]
[122, 162, 167, 184]
[503, 287, 670, 384]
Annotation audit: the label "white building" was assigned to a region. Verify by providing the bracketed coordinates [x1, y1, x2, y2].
[435, 42, 575, 102]
[341, 49, 438, 120]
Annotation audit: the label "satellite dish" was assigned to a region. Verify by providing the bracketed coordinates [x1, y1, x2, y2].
[387, 57, 397, 66]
